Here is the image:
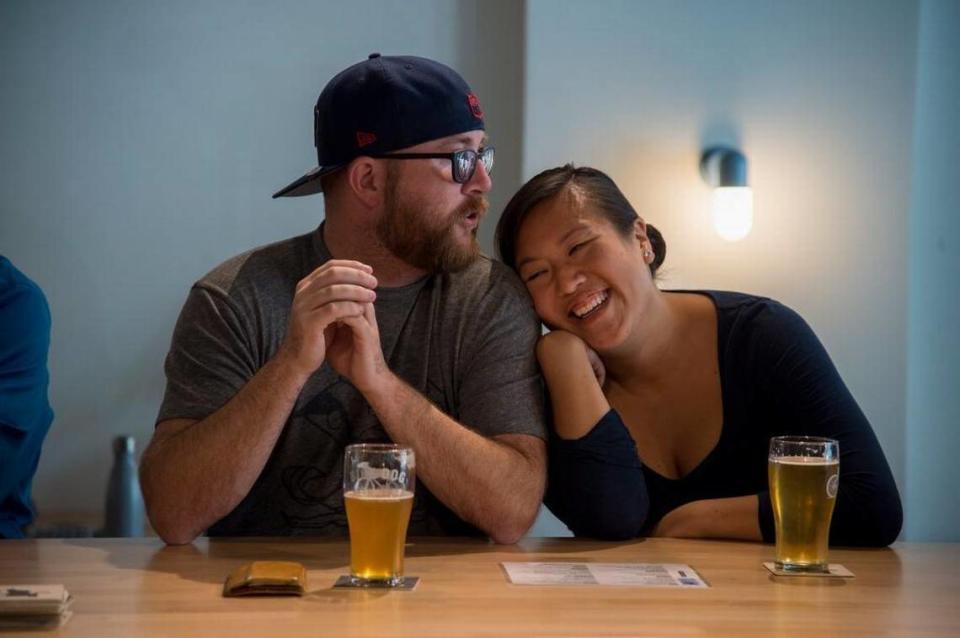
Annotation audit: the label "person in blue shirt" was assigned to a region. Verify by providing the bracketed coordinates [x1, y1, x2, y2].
[0, 256, 54, 538]
[495, 165, 902, 546]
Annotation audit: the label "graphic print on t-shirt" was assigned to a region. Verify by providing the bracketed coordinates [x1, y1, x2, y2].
[279, 378, 364, 533]
[278, 374, 439, 535]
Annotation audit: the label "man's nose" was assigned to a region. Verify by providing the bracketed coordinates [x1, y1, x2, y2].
[464, 158, 492, 195]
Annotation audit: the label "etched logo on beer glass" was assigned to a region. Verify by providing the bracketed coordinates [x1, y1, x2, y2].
[768, 436, 839, 573]
[343, 444, 416, 587]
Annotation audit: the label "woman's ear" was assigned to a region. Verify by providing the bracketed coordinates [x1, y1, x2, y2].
[634, 217, 648, 243]
[634, 218, 654, 264]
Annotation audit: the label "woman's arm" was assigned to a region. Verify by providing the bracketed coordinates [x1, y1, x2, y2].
[652, 496, 762, 540]
[667, 303, 902, 546]
[754, 305, 902, 546]
[537, 331, 650, 539]
[536, 331, 610, 439]
[649, 301, 900, 546]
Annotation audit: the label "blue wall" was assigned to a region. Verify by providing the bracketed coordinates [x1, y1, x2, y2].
[906, 0, 960, 542]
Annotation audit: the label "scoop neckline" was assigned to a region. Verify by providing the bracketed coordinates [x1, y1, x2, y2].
[631, 290, 727, 484]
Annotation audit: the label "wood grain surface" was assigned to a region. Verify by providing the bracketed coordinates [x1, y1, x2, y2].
[1, 536, 957, 637]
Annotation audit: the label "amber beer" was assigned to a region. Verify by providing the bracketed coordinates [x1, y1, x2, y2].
[768, 437, 839, 572]
[344, 489, 414, 582]
[343, 444, 416, 586]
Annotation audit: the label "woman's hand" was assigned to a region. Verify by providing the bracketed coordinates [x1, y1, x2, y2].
[584, 344, 606, 388]
[536, 331, 605, 388]
[536, 329, 584, 365]
[536, 330, 611, 440]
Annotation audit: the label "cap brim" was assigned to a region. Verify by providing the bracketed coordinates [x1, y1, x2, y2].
[272, 165, 343, 198]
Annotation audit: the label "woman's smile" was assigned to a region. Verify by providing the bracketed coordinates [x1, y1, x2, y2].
[569, 289, 610, 320]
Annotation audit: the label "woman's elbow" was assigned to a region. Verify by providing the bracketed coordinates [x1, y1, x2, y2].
[578, 512, 647, 540]
[561, 497, 648, 540]
[863, 497, 903, 547]
[835, 492, 903, 547]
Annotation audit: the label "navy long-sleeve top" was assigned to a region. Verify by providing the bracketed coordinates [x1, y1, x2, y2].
[0, 256, 54, 538]
[545, 291, 902, 547]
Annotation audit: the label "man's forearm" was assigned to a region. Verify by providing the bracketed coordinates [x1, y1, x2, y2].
[140, 352, 310, 544]
[362, 373, 546, 544]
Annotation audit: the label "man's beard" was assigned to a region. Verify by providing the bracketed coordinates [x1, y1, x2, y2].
[377, 169, 488, 273]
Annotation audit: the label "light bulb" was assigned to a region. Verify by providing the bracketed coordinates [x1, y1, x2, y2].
[711, 186, 753, 241]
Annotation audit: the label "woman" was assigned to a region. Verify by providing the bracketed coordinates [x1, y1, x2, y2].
[496, 164, 902, 545]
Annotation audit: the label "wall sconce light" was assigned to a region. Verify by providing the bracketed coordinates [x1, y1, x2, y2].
[700, 147, 754, 241]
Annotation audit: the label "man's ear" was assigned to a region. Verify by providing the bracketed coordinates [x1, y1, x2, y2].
[345, 157, 386, 209]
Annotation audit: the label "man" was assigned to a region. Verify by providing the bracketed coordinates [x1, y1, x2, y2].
[140, 54, 547, 545]
[0, 256, 54, 538]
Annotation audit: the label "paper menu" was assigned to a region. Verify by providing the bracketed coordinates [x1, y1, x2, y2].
[501, 562, 708, 588]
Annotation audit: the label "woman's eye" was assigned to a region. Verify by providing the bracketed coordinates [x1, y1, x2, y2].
[569, 240, 589, 256]
[524, 270, 545, 283]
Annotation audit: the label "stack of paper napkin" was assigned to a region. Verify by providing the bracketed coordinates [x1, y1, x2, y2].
[0, 584, 73, 628]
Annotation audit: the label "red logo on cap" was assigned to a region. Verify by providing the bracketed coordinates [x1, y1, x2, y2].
[467, 93, 483, 119]
[356, 131, 377, 147]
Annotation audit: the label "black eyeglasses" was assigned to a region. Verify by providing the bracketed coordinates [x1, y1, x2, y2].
[368, 147, 495, 184]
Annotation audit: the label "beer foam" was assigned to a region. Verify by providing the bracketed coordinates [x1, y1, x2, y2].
[770, 455, 838, 466]
[344, 489, 414, 501]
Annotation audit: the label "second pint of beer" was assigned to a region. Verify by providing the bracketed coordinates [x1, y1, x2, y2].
[768, 437, 839, 573]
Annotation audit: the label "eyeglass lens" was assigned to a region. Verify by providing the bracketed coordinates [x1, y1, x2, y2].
[453, 148, 494, 183]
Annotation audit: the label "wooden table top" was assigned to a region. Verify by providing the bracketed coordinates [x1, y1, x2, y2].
[1, 536, 958, 637]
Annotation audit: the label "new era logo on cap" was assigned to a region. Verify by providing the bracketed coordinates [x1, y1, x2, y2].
[356, 131, 377, 147]
[467, 93, 483, 119]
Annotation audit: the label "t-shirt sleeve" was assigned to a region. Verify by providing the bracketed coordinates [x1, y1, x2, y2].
[545, 409, 649, 539]
[454, 272, 546, 440]
[156, 283, 259, 424]
[752, 303, 902, 547]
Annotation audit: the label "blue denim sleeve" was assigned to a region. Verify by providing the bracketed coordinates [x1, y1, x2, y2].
[544, 409, 649, 539]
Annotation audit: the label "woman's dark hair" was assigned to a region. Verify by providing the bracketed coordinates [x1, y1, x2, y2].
[495, 164, 666, 276]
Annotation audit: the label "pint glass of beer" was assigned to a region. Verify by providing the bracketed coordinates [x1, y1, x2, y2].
[768, 436, 839, 573]
[343, 444, 415, 586]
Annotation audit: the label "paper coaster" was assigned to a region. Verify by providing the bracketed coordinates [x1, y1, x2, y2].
[763, 562, 854, 578]
[333, 575, 419, 590]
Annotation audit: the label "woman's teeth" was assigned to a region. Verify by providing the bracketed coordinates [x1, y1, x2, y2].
[572, 291, 609, 319]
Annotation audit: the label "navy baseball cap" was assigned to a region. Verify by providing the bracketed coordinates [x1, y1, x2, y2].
[272, 53, 486, 198]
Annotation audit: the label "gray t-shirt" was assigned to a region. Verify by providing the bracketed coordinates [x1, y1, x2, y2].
[157, 225, 546, 537]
